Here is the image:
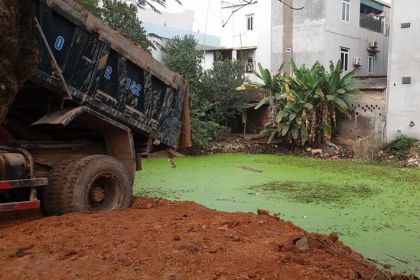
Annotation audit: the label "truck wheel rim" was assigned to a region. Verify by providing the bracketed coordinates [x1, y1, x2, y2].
[86, 172, 122, 211]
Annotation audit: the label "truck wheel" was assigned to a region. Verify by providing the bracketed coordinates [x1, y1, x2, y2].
[42, 155, 133, 215]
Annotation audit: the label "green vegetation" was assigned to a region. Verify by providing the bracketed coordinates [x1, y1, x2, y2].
[387, 134, 417, 155]
[190, 119, 229, 147]
[164, 36, 246, 146]
[253, 60, 360, 146]
[250, 181, 378, 204]
[135, 153, 420, 276]
[77, 0, 158, 50]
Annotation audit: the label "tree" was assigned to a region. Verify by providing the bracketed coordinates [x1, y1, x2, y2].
[102, 0, 154, 50]
[163, 36, 247, 146]
[199, 54, 247, 125]
[163, 35, 203, 87]
[254, 60, 360, 146]
[76, 0, 161, 50]
[77, 0, 102, 17]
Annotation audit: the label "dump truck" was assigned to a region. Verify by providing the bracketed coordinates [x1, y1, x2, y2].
[0, 0, 191, 215]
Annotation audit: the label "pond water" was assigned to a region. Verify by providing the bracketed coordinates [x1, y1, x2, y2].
[135, 153, 420, 276]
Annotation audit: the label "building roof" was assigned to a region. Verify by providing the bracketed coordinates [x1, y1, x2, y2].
[354, 75, 387, 91]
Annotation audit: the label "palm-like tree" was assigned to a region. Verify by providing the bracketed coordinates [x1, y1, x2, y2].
[253, 60, 360, 146]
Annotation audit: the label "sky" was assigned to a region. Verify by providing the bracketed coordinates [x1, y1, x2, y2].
[164, 0, 221, 35]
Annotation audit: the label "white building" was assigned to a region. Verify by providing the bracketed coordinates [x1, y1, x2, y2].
[386, 0, 420, 141]
[204, 0, 390, 82]
[137, 8, 221, 62]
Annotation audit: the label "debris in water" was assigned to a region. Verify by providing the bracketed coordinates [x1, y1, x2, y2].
[239, 166, 263, 173]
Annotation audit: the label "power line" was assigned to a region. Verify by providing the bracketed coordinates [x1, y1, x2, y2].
[278, 0, 304, 10]
[222, 0, 304, 28]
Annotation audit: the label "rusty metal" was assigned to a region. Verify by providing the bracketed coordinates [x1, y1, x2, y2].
[90, 187, 105, 203]
[0, 146, 34, 178]
[33, 106, 137, 178]
[0, 178, 48, 190]
[29, 0, 191, 148]
[0, 201, 41, 212]
[0, 0, 192, 213]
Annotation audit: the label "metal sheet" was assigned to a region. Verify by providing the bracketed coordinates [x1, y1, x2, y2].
[361, 0, 384, 12]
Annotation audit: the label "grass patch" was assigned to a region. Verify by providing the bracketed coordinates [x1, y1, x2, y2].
[250, 181, 379, 204]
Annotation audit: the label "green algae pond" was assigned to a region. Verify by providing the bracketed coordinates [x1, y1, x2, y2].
[134, 153, 420, 276]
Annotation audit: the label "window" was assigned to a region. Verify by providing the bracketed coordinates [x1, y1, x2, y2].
[340, 48, 349, 71]
[245, 57, 255, 73]
[368, 55, 375, 74]
[341, 0, 350, 22]
[247, 15, 254, 31]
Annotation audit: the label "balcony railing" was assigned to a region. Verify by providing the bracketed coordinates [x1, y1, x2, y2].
[360, 13, 384, 33]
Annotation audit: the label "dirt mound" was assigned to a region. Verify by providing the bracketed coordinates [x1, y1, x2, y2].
[0, 0, 39, 123]
[0, 198, 416, 280]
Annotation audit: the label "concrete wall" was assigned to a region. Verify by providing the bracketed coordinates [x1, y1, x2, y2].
[324, 0, 389, 76]
[220, 0, 272, 79]
[270, 0, 284, 73]
[220, 1, 259, 49]
[139, 8, 221, 63]
[337, 90, 386, 158]
[203, 51, 214, 70]
[208, 0, 389, 82]
[386, 0, 420, 141]
[292, 0, 326, 68]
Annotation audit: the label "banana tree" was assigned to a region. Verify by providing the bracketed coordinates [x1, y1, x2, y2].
[253, 60, 359, 146]
[253, 63, 288, 142]
[316, 61, 360, 142]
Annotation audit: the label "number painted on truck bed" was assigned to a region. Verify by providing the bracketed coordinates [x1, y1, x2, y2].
[125, 78, 142, 97]
[54, 36, 65, 50]
[104, 66, 113, 80]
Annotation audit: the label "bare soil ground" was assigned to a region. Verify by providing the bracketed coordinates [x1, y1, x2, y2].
[182, 134, 354, 160]
[0, 197, 416, 280]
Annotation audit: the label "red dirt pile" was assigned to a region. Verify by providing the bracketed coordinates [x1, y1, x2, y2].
[0, 198, 416, 280]
[0, 0, 39, 123]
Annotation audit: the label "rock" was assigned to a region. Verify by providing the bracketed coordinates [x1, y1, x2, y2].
[221, 220, 240, 228]
[186, 245, 199, 253]
[217, 225, 229, 231]
[228, 235, 241, 242]
[257, 209, 270, 216]
[173, 235, 181, 241]
[248, 273, 257, 278]
[329, 232, 339, 242]
[311, 149, 323, 155]
[294, 236, 309, 251]
[15, 249, 29, 258]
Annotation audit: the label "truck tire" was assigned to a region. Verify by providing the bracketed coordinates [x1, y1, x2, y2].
[42, 155, 133, 215]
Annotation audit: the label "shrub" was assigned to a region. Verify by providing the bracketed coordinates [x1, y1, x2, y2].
[163, 36, 246, 147]
[388, 135, 417, 154]
[191, 119, 229, 147]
